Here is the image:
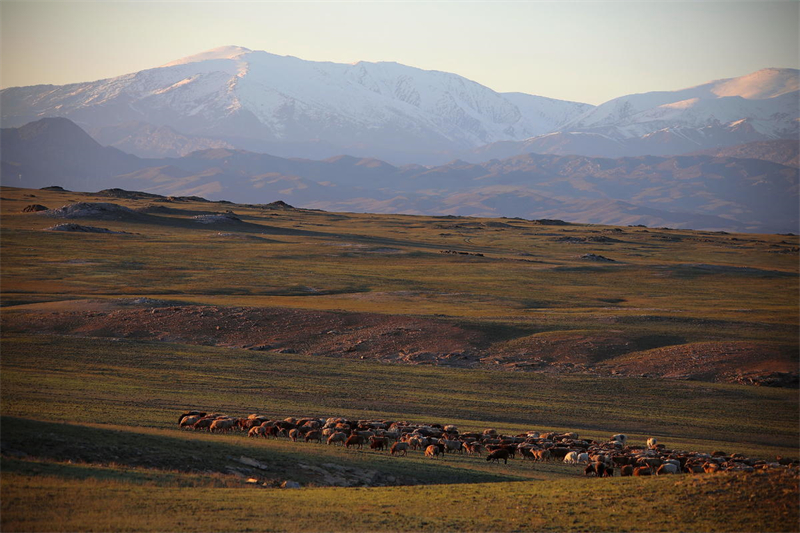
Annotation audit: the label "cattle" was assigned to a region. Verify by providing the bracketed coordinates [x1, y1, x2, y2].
[486, 449, 510, 464]
[390, 441, 409, 456]
[425, 445, 440, 459]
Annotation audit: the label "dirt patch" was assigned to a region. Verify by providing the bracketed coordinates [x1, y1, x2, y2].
[3, 301, 796, 386]
[595, 342, 799, 386]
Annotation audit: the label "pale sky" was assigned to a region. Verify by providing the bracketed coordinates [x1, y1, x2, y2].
[1, 0, 798, 105]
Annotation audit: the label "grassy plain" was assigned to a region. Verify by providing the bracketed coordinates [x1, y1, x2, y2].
[1, 185, 798, 531]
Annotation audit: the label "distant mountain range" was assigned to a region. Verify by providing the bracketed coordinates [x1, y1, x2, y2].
[1, 46, 796, 164]
[2, 117, 797, 233]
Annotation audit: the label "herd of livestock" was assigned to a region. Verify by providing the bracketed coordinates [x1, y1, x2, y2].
[178, 410, 798, 477]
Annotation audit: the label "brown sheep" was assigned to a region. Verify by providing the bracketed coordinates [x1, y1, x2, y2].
[390, 441, 409, 456]
[486, 449, 510, 464]
[425, 445, 440, 459]
[620, 465, 634, 477]
[633, 466, 652, 476]
[304, 430, 322, 443]
[345, 435, 363, 449]
[369, 436, 387, 451]
[289, 428, 300, 442]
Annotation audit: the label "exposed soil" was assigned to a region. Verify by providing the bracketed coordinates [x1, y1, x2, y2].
[3, 299, 797, 387]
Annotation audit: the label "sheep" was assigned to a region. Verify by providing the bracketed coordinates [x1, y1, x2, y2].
[519, 447, 536, 461]
[178, 411, 206, 424]
[179, 415, 202, 428]
[465, 442, 483, 456]
[440, 439, 463, 454]
[304, 430, 322, 443]
[345, 435, 363, 449]
[564, 451, 580, 464]
[647, 437, 658, 449]
[620, 465, 634, 477]
[656, 463, 679, 475]
[288, 428, 300, 442]
[209, 418, 235, 433]
[611, 434, 627, 446]
[585, 462, 611, 477]
[534, 449, 552, 462]
[369, 436, 387, 451]
[425, 445, 440, 459]
[390, 441, 409, 457]
[577, 452, 589, 464]
[248, 425, 266, 438]
[486, 449, 510, 464]
[327, 432, 347, 446]
[633, 466, 653, 476]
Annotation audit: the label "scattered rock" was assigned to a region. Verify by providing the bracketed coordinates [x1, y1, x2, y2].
[193, 212, 242, 224]
[40, 202, 141, 221]
[45, 223, 130, 234]
[22, 204, 48, 212]
[40, 185, 68, 191]
[580, 253, 615, 262]
[440, 250, 484, 257]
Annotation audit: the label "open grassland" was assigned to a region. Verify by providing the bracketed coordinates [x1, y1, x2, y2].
[1, 333, 799, 531]
[1, 186, 799, 531]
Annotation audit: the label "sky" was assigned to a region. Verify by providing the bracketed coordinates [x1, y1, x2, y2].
[1, 1, 798, 105]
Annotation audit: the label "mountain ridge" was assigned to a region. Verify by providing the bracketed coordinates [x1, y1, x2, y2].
[2, 117, 797, 233]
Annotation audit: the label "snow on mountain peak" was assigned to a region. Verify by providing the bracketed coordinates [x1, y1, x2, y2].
[709, 68, 799, 100]
[160, 45, 252, 67]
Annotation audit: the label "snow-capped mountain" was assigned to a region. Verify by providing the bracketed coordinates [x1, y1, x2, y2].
[0, 46, 592, 163]
[463, 68, 799, 161]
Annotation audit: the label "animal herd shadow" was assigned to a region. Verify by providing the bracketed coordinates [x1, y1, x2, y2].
[0, 417, 526, 487]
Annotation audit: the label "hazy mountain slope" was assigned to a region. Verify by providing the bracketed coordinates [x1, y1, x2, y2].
[0, 46, 591, 164]
[464, 69, 799, 161]
[690, 139, 799, 168]
[2, 118, 796, 233]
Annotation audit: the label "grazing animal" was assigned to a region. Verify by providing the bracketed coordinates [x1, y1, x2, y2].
[620, 465, 634, 477]
[425, 445, 440, 459]
[390, 442, 409, 457]
[611, 434, 627, 446]
[647, 437, 658, 449]
[486, 449, 510, 464]
[289, 429, 300, 442]
[345, 435, 363, 449]
[178, 411, 206, 424]
[304, 430, 322, 443]
[327, 432, 347, 446]
[248, 426, 266, 438]
[633, 466, 652, 476]
[564, 451, 580, 464]
[369, 436, 387, 451]
[656, 463, 679, 475]
[519, 447, 536, 461]
[465, 442, 483, 456]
